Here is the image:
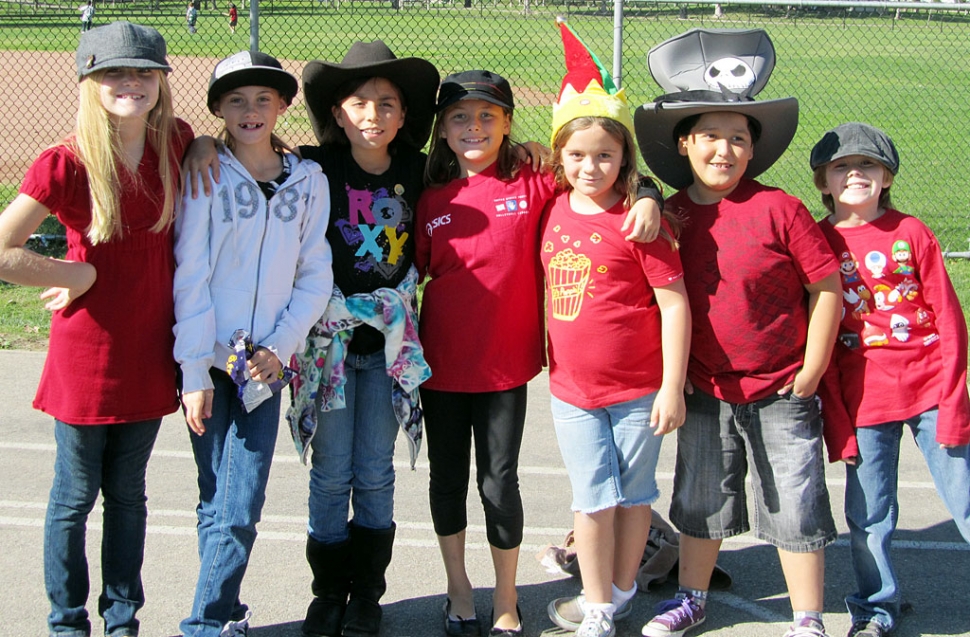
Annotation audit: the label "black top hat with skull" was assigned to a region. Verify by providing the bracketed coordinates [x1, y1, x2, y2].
[633, 28, 799, 190]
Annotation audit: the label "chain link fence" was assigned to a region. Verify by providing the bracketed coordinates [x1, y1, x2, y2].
[2, 1, 968, 248]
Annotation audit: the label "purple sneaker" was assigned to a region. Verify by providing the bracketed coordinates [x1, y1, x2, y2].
[641, 596, 706, 637]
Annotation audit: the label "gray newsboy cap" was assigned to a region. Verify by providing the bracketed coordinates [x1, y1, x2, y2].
[810, 122, 899, 175]
[76, 21, 171, 79]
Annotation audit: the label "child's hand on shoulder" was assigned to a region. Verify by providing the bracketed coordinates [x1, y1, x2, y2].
[39, 261, 97, 311]
[513, 141, 549, 171]
[247, 346, 282, 383]
[624, 197, 661, 243]
[182, 136, 222, 199]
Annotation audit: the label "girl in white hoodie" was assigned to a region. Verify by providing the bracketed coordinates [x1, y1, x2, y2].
[173, 50, 333, 637]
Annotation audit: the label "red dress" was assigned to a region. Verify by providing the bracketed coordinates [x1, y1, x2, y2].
[19, 120, 194, 424]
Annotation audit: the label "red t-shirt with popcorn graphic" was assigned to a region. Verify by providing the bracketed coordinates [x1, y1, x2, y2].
[540, 192, 684, 410]
[815, 208, 970, 460]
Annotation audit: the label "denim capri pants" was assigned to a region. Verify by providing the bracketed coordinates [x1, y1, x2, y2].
[670, 388, 837, 552]
[551, 392, 664, 514]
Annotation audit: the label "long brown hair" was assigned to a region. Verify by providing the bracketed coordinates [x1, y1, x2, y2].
[550, 116, 680, 248]
[423, 104, 520, 187]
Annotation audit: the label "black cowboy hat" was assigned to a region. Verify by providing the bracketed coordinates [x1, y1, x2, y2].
[302, 40, 440, 149]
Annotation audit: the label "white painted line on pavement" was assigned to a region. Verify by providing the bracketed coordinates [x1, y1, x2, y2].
[3, 507, 967, 552]
[716, 592, 790, 623]
[0, 442, 946, 488]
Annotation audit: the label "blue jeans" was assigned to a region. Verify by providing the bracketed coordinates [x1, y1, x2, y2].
[844, 410, 970, 630]
[550, 392, 664, 513]
[670, 388, 836, 552]
[180, 370, 281, 637]
[45, 418, 161, 637]
[308, 351, 398, 543]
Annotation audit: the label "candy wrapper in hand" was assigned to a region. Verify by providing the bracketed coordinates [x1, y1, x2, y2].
[226, 329, 296, 413]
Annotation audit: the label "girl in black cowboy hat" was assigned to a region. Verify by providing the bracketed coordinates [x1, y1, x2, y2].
[292, 40, 439, 637]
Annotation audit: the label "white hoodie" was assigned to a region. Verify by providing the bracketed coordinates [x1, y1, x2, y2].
[174, 148, 333, 393]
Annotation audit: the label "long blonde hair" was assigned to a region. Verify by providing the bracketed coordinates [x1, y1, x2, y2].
[72, 68, 178, 245]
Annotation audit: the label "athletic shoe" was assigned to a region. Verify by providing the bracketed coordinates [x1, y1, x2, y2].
[641, 595, 706, 637]
[548, 593, 633, 631]
[846, 619, 888, 637]
[783, 618, 830, 637]
[221, 610, 252, 637]
[576, 609, 616, 637]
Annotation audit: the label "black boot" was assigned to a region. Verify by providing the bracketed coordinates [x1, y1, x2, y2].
[302, 536, 352, 637]
[341, 523, 396, 637]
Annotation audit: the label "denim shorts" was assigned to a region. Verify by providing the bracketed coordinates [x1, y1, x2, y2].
[551, 392, 664, 514]
[669, 388, 836, 552]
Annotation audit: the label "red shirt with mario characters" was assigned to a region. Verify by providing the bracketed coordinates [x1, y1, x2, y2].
[816, 208, 970, 461]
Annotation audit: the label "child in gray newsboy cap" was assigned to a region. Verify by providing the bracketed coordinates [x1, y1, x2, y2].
[811, 121, 970, 637]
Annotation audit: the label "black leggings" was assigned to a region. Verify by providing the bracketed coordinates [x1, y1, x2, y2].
[421, 384, 527, 550]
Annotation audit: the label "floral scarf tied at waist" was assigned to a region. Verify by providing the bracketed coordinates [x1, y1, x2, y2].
[286, 266, 431, 467]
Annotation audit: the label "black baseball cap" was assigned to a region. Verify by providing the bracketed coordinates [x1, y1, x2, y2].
[436, 70, 514, 112]
[207, 50, 298, 114]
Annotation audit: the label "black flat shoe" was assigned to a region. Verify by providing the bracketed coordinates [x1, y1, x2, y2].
[444, 598, 480, 637]
[488, 605, 523, 637]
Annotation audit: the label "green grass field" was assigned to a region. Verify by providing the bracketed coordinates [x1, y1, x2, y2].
[1, 1, 969, 349]
[2, 2, 969, 245]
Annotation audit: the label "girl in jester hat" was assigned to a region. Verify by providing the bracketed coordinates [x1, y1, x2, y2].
[541, 20, 691, 637]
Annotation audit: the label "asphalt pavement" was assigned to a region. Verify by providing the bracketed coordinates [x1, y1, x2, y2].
[2, 350, 968, 637]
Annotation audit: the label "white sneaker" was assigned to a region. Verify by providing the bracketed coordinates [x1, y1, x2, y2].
[548, 593, 633, 631]
[220, 610, 252, 637]
[576, 609, 616, 637]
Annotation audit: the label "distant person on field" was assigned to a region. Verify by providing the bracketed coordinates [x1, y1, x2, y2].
[226, 2, 238, 33]
[79, 0, 94, 31]
[810, 122, 970, 637]
[635, 28, 842, 637]
[186, 2, 198, 33]
[0, 21, 193, 637]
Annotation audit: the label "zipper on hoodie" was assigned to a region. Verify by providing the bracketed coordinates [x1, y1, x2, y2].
[247, 156, 310, 338]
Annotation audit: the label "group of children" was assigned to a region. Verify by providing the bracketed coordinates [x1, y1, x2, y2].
[0, 16, 967, 637]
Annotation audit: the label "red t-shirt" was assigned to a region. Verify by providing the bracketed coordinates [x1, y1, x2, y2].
[815, 209, 970, 460]
[667, 179, 839, 403]
[20, 120, 194, 424]
[540, 192, 684, 409]
[415, 163, 555, 392]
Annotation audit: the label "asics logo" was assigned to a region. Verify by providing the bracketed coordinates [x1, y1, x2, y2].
[426, 214, 451, 236]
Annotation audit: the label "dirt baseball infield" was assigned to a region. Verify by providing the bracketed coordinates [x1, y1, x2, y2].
[0, 49, 311, 189]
